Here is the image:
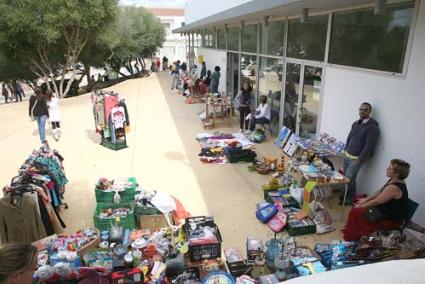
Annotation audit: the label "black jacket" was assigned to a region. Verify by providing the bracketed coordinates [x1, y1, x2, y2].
[29, 95, 49, 117]
[345, 118, 380, 163]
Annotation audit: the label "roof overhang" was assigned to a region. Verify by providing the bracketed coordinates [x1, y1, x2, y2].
[173, 0, 412, 33]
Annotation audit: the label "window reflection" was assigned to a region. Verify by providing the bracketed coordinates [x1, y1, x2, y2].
[258, 57, 283, 134]
[283, 63, 300, 133]
[300, 66, 322, 138]
[227, 27, 239, 51]
[240, 54, 257, 98]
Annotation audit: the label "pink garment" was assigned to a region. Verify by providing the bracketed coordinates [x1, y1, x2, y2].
[104, 95, 119, 124]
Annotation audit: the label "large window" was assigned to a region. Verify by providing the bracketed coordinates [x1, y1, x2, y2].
[258, 57, 283, 134]
[202, 29, 215, 48]
[240, 54, 257, 98]
[241, 24, 257, 53]
[217, 28, 226, 49]
[260, 21, 285, 56]
[227, 27, 239, 51]
[329, 3, 414, 73]
[287, 15, 328, 61]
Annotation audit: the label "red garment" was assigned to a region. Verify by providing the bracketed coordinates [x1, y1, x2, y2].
[104, 95, 119, 124]
[343, 207, 401, 241]
[172, 196, 191, 225]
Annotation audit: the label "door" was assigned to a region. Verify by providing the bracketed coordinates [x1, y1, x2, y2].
[283, 62, 322, 138]
[227, 52, 240, 98]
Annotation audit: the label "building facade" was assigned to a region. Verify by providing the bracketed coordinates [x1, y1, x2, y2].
[175, 0, 425, 226]
[148, 8, 186, 65]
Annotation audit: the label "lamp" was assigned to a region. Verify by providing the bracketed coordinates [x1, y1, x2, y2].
[301, 8, 310, 24]
[374, 0, 387, 15]
[264, 16, 269, 27]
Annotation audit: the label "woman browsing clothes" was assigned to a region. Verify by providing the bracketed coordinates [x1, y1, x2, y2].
[343, 159, 410, 241]
[28, 87, 49, 144]
[46, 90, 62, 141]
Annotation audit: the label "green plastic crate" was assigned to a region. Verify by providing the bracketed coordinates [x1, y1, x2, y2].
[95, 178, 137, 203]
[286, 214, 317, 236]
[134, 205, 161, 216]
[101, 139, 127, 151]
[93, 202, 136, 231]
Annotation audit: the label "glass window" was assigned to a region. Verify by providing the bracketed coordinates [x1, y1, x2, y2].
[300, 66, 322, 138]
[287, 15, 328, 61]
[260, 21, 285, 56]
[201, 32, 206, 47]
[227, 27, 239, 51]
[240, 54, 257, 98]
[283, 63, 300, 133]
[258, 57, 283, 134]
[241, 24, 257, 53]
[202, 29, 215, 48]
[217, 28, 226, 49]
[329, 3, 414, 73]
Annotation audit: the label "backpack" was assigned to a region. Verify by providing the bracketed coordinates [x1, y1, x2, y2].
[251, 129, 266, 143]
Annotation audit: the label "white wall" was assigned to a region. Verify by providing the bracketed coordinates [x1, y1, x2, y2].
[320, 1, 425, 225]
[156, 15, 186, 63]
[196, 48, 227, 93]
[185, 0, 251, 24]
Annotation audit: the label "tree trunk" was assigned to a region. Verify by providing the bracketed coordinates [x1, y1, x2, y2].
[63, 64, 78, 97]
[84, 63, 92, 92]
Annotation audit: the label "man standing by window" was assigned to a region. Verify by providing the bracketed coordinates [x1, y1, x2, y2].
[341, 102, 380, 204]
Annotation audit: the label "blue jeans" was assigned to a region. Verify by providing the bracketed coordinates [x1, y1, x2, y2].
[249, 117, 269, 131]
[211, 83, 218, 93]
[36, 115, 47, 143]
[342, 156, 363, 202]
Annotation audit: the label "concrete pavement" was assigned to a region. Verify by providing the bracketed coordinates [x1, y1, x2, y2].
[0, 72, 344, 252]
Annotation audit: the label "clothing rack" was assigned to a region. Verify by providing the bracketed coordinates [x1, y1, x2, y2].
[92, 90, 129, 151]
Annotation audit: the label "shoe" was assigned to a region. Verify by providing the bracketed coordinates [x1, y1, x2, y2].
[239, 129, 244, 134]
[245, 130, 252, 135]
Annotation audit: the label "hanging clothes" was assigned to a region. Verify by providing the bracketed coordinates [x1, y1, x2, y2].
[104, 95, 119, 125]
[0, 193, 47, 244]
[111, 106, 127, 129]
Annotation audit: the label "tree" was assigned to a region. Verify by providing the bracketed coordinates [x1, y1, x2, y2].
[0, 0, 118, 97]
[107, 6, 165, 77]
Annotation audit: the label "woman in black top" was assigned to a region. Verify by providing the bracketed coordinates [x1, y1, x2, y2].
[235, 81, 254, 133]
[29, 87, 49, 143]
[343, 159, 410, 241]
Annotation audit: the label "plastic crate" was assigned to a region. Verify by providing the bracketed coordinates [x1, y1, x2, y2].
[134, 205, 161, 215]
[95, 178, 137, 203]
[101, 139, 127, 151]
[286, 212, 316, 236]
[264, 190, 299, 208]
[93, 202, 136, 231]
[184, 216, 222, 261]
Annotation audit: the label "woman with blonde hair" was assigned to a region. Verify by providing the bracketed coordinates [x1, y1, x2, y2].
[0, 243, 38, 284]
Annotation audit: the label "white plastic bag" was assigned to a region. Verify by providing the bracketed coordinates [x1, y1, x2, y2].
[290, 187, 304, 205]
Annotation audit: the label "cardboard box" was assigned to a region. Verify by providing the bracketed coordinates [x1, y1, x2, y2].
[137, 214, 170, 231]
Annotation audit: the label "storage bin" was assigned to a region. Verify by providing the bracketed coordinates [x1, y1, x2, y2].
[93, 202, 136, 231]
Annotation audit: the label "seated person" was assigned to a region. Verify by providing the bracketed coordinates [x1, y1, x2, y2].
[343, 159, 410, 241]
[247, 95, 271, 133]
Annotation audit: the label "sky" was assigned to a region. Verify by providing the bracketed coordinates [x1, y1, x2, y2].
[119, 0, 187, 8]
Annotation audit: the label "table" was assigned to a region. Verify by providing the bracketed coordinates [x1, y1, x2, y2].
[205, 98, 233, 128]
[288, 159, 350, 220]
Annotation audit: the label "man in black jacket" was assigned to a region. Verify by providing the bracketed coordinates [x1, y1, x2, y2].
[341, 102, 380, 204]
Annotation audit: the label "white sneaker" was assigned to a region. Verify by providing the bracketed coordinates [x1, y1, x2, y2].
[239, 129, 244, 134]
[245, 130, 252, 135]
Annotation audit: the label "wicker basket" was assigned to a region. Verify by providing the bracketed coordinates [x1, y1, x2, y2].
[256, 165, 270, 175]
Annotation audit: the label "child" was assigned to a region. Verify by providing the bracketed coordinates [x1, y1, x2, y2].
[46, 90, 62, 141]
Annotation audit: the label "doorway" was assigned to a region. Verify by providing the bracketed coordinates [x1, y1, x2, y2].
[227, 52, 239, 98]
[283, 62, 322, 138]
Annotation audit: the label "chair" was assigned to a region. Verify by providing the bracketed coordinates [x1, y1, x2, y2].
[400, 198, 419, 231]
[259, 120, 273, 137]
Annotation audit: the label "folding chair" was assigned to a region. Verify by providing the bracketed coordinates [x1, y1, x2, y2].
[400, 198, 419, 232]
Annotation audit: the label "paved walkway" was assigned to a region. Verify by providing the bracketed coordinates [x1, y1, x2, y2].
[0, 72, 343, 251]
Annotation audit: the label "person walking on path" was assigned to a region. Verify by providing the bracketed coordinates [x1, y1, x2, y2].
[171, 60, 181, 90]
[12, 81, 22, 102]
[29, 87, 49, 143]
[210, 66, 221, 94]
[341, 102, 380, 204]
[162, 56, 168, 71]
[2, 83, 9, 104]
[46, 90, 61, 141]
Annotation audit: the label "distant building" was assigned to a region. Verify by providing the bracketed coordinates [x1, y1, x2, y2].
[148, 8, 186, 65]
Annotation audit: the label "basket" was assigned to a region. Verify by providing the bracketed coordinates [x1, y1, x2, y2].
[95, 178, 137, 203]
[101, 139, 127, 151]
[184, 216, 222, 261]
[77, 228, 101, 257]
[134, 205, 161, 215]
[93, 202, 136, 231]
[256, 165, 270, 175]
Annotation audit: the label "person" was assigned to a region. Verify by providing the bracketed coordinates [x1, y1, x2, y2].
[341, 102, 380, 204]
[235, 81, 255, 133]
[171, 60, 181, 90]
[29, 87, 49, 143]
[12, 81, 22, 102]
[46, 90, 62, 141]
[0, 243, 38, 284]
[210, 66, 221, 94]
[200, 61, 206, 79]
[248, 95, 271, 134]
[162, 56, 168, 71]
[1, 83, 9, 104]
[156, 57, 160, 71]
[343, 159, 410, 241]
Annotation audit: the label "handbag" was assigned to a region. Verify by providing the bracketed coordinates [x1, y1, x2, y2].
[30, 99, 38, 122]
[364, 207, 385, 222]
